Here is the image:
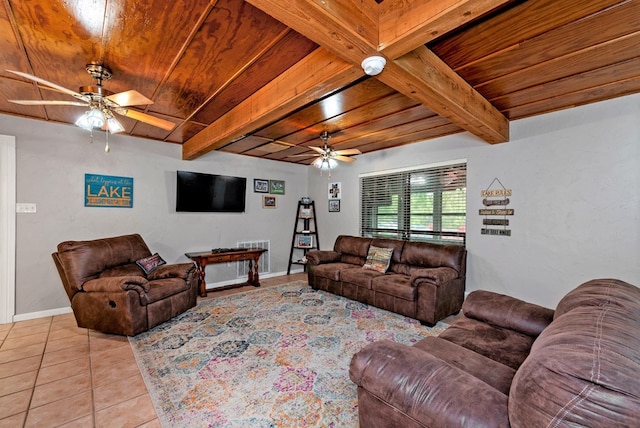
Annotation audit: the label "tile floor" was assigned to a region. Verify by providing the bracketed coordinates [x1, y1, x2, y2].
[0, 273, 305, 428]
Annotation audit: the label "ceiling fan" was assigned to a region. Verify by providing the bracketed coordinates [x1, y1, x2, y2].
[6, 63, 175, 134]
[293, 131, 361, 170]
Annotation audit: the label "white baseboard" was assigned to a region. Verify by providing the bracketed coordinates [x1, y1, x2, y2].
[13, 306, 72, 322]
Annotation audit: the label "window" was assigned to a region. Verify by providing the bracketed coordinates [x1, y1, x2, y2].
[360, 161, 466, 245]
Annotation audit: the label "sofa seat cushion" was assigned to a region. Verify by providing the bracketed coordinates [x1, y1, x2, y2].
[439, 317, 535, 370]
[312, 263, 359, 281]
[372, 274, 416, 301]
[146, 278, 189, 303]
[413, 336, 517, 395]
[341, 268, 384, 289]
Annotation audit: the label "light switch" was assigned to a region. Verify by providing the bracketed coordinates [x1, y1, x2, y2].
[16, 203, 37, 213]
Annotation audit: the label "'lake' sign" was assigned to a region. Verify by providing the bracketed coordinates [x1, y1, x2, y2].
[85, 173, 133, 208]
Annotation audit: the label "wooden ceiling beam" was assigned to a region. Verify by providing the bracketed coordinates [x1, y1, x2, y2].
[380, 46, 508, 144]
[182, 48, 360, 160]
[246, 0, 379, 65]
[246, 0, 509, 144]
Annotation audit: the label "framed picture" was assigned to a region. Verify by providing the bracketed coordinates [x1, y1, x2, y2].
[299, 207, 313, 218]
[254, 178, 269, 193]
[296, 235, 313, 248]
[262, 195, 277, 208]
[328, 182, 341, 199]
[329, 199, 340, 212]
[270, 180, 285, 195]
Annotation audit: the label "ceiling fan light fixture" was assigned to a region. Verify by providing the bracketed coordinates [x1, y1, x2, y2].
[106, 115, 125, 134]
[313, 157, 338, 170]
[361, 56, 386, 76]
[75, 111, 93, 131]
[86, 107, 105, 128]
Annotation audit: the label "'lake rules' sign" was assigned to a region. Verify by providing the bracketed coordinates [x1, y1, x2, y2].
[85, 173, 133, 208]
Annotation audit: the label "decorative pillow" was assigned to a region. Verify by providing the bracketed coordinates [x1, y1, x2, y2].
[136, 253, 166, 275]
[362, 246, 393, 273]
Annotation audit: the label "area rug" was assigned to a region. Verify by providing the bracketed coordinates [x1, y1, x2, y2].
[129, 280, 448, 427]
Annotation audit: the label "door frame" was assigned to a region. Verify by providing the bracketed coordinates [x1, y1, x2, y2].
[0, 134, 16, 324]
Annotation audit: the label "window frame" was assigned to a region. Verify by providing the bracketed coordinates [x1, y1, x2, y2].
[359, 160, 467, 245]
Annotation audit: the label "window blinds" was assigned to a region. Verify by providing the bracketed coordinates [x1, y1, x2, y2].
[360, 161, 467, 245]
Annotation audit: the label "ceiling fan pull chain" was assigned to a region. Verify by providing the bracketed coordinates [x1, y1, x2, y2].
[104, 129, 110, 153]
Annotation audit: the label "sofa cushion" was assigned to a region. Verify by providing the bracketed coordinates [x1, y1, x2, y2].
[413, 336, 517, 395]
[371, 238, 405, 264]
[146, 278, 189, 303]
[311, 263, 359, 281]
[362, 245, 393, 273]
[509, 279, 640, 427]
[99, 263, 144, 279]
[462, 290, 554, 337]
[401, 241, 464, 273]
[341, 268, 384, 289]
[439, 317, 535, 370]
[334, 235, 371, 266]
[554, 277, 640, 319]
[372, 274, 416, 301]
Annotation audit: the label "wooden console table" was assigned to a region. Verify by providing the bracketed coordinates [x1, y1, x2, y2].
[185, 248, 267, 297]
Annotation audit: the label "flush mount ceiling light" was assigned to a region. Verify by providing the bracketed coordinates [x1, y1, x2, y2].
[361, 55, 386, 76]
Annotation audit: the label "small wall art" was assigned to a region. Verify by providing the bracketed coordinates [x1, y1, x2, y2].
[263, 195, 277, 208]
[296, 235, 313, 248]
[328, 182, 341, 199]
[270, 180, 285, 194]
[254, 178, 269, 193]
[329, 199, 340, 212]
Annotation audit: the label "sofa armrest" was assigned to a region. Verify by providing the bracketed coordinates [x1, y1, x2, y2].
[147, 262, 196, 281]
[305, 250, 340, 265]
[82, 276, 150, 293]
[350, 340, 509, 428]
[410, 267, 458, 285]
[463, 290, 554, 337]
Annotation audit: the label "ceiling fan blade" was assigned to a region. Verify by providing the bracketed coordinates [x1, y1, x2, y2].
[333, 148, 361, 156]
[309, 146, 326, 155]
[8, 99, 88, 106]
[118, 108, 175, 131]
[106, 90, 153, 107]
[6, 70, 83, 99]
[287, 153, 317, 158]
[334, 155, 356, 163]
[251, 136, 297, 147]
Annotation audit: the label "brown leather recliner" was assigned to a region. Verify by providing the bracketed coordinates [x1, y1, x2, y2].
[52, 233, 198, 336]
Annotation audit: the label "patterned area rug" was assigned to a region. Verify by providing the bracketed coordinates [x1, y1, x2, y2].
[129, 281, 448, 427]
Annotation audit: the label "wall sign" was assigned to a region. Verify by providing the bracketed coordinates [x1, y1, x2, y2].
[480, 178, 513, 236]
[85, 173, 133, 208]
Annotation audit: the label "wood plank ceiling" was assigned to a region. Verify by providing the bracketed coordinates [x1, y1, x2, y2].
[0, 0, 638, 164]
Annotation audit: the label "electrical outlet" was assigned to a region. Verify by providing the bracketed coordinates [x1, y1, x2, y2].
[16, 203, 37, 213]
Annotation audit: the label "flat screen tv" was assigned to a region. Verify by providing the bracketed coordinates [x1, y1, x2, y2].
[176, 171, 246, 213]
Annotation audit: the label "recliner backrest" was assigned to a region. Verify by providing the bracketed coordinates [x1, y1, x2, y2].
[56, 233, 152, 294]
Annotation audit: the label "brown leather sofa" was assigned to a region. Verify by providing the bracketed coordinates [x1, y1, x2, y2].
[306, 235, 466, 325]
[350, 278, 640, 427]
[52, 233, 198, 336]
